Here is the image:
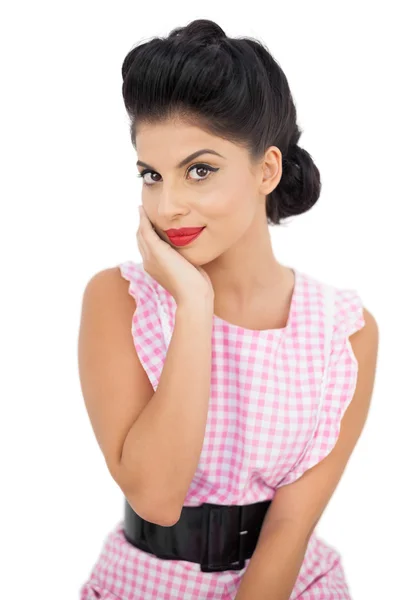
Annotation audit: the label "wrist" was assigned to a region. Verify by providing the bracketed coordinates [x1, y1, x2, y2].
[176, 295, 214, 316]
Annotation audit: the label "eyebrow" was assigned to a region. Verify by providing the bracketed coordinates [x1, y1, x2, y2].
[136, 148, 225, 171]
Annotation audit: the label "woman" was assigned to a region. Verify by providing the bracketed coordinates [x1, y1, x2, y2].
[78, 18, 379, 599]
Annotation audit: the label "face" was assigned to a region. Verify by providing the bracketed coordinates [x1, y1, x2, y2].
[135, 118, 282, 267]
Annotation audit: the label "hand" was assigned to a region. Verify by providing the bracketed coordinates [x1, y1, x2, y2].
[136, 205, 214, 305]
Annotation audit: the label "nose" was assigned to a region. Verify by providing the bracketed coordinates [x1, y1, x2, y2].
[156, 189, 188, 220]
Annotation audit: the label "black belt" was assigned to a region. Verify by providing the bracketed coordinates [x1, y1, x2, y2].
[123, 497, 272, 573]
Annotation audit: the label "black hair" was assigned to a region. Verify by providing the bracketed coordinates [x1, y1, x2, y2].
[121, 19, 321, 225]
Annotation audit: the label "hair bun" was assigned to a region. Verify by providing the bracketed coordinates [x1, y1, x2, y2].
[284, 144, 301, 170]
[169, 19, 226, 44]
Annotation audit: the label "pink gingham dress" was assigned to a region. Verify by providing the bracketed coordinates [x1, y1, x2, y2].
[79, 260, 365, 600]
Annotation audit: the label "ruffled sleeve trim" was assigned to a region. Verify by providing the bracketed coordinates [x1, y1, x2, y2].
[275, 286, 365, 488]
[334, 287, 366, 366]
[118, 260, 167, 392]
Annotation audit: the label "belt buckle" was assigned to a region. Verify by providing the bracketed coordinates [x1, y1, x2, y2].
[200, 502, 247, 573]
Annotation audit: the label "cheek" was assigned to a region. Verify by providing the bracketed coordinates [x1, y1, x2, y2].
[205, 198, 253, 243]
[201, 185, 249, 219]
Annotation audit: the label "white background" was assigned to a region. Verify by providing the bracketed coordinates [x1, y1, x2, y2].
[1, 2, 398, 598]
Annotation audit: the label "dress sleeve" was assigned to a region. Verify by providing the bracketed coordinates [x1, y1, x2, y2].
[275, 287, 366, 488]
[118, 260, 167, 392]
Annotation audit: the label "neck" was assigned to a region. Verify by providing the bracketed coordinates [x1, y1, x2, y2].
[202, 224, 287, 307]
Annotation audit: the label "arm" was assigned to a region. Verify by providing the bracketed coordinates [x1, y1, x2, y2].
[235, 307, 379, 600]
[78, 267, 214, 527]
[235, 520, 309, 600]
[118, 298, 214, 525]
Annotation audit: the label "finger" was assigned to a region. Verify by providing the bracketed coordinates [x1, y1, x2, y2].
[136, 225, 148, 255]
[140, 212, 161, 245]
[138, 206, 150, 233]
[137, 230, 149, 260]
[139, 206, 156, 231]
[137, 210, 150, 241]
[139, 205, 150, 226]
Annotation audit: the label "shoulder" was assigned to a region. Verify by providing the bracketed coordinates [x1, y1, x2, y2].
[310, 274, 379, 423]
[331, 295, 379, 449]
[321, 304, 379, 479]
[81, 265, 137, 314]
[348, 306, 379, 407]
[330, 282, 379, 361]
[304, 272, 379, 390]
[351, 306, 379, 347]
[303, 271, 376, 344]
[329, 280, 379, 383]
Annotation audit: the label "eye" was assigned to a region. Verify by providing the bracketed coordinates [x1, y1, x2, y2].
[136, 163, 219, 187]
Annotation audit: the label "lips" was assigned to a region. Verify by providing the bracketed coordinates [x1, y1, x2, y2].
[165, 227, 206, 247]
[165, 227, 205, 236]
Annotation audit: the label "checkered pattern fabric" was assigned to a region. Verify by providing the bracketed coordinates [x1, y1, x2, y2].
[79, 260, 364, 599]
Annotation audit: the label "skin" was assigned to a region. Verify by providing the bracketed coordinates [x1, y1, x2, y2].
[135, 117, 296, 330]
[131, 118, 379, 597]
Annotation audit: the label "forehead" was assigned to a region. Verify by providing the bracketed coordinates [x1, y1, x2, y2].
[135, 120, 248, 169]
[136, 119, 219, 150]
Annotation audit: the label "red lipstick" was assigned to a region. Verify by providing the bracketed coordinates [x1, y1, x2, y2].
[164, 227, 206, 247]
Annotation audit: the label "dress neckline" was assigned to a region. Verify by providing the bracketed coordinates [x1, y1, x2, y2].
[212, 267, 299, 335]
